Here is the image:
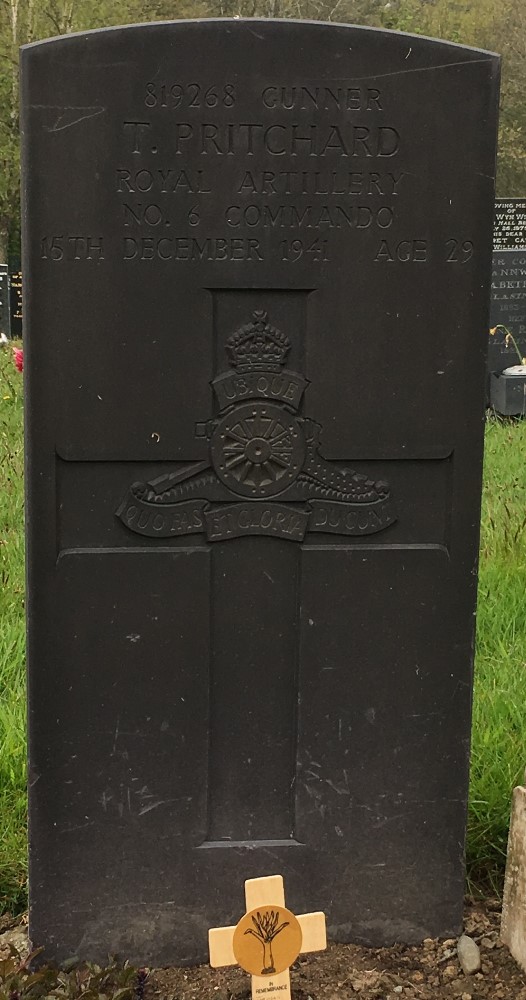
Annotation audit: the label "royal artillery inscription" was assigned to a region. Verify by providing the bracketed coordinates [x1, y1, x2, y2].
[23, 19, 499, 967]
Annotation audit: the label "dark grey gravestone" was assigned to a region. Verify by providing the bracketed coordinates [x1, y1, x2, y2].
[0, 264, 10, 338]
[9, 260, 23, 338]
[488, 201, 526, 380]
[22, 21, 500, 966]
[494, 198, 526, 250]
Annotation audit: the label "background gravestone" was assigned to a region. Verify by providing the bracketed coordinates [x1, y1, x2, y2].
[9, 259, 23, 338]
[493, 198, 526, 250]
[489, 199, 526, 379]
[22, 20, 499, 966]
[0, 263, 10, 339]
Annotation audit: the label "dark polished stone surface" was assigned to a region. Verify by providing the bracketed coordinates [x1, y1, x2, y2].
[22, 19, 500, 966]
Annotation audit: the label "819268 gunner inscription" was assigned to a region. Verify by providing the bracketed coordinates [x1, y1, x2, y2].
[117, 310, 396, 542]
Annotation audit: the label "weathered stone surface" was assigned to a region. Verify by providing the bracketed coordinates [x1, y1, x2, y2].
[457, 935, 481, 975]
[501, 782, 526, 971]
[22, 19, 499, 966]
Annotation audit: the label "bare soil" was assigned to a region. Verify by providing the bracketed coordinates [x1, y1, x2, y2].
[1, 898, 525, 999]
[148, 899, 526, 1000]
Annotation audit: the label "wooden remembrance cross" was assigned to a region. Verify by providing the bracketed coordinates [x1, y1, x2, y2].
[209, 875, 326, 1000]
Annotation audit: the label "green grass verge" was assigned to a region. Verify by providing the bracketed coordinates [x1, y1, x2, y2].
[1, 345, 525, 911]
[0, 343, 26, 912]
[468, 414, 526, 892]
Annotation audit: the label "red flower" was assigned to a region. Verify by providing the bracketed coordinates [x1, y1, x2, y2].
[12, 347, 23, 372]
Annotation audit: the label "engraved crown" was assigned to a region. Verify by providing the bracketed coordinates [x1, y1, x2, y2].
[226, 311, 290, 373]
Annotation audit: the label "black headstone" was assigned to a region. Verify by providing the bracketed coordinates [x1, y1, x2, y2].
[9, 260, 23, 338]
[0, 264, 10, 338]
[494, 198, 526, 250]
[489, 200, 526, 377]
[22, 21, 500, 966]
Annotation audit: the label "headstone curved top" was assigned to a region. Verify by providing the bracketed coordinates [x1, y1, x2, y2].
[22, 18, 499, 966]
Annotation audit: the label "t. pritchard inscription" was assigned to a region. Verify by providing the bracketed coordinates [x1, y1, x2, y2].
[38, 74, 479, 269]
[117, 310, 396, 542]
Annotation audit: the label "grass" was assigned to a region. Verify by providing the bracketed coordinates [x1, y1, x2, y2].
[0, 344, 526, 912]
[0, 343, 26, 913]
[468, 414, 526, 892]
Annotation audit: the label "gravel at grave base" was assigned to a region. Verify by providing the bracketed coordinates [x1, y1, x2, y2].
[1, 899, 525, 999]
[0, 911, 29, 961]
[148, 901, 526, 1000]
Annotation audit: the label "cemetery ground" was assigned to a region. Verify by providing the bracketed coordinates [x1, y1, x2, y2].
[1, 343, 526, 997]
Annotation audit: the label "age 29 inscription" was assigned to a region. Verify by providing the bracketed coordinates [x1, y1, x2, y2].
[39, 79, 475, 267]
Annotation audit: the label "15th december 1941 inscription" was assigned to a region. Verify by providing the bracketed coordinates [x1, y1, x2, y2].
[39, 77, 474, 269]
[23, 20, 499, 968]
